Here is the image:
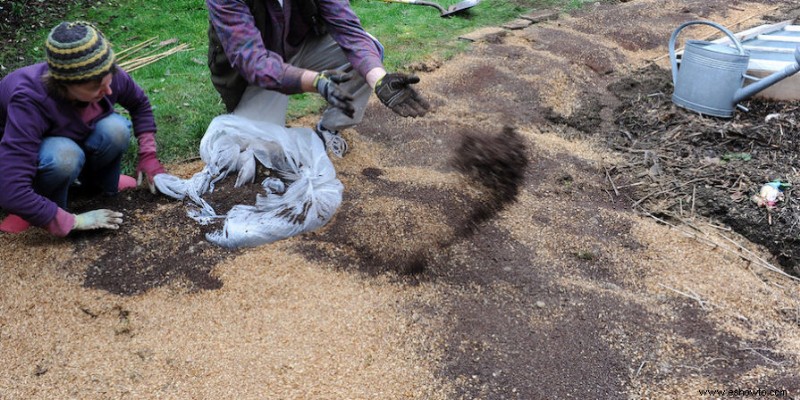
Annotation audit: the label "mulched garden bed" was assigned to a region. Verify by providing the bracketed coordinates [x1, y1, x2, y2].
[609, 64, 800, 275]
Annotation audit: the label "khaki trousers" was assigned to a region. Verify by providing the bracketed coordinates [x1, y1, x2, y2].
[233, 33, 377, 131]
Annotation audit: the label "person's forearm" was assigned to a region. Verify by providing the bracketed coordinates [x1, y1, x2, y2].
[366, 67, 387, 89]
[301, 70, 319, 92]
[305, 67, 386, 92]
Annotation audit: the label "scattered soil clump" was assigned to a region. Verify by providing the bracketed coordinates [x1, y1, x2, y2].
[295, 125, 529, 276]
[451, 125, 529, 236]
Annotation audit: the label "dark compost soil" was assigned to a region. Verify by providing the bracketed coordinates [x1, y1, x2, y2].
[64, 169, 285, 295]
[66, 187, 234, 296]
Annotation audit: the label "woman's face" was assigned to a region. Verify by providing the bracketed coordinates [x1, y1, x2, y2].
[65, 73, 113, 103]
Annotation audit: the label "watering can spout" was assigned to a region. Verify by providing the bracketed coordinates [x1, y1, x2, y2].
[733, 46, 800, 103]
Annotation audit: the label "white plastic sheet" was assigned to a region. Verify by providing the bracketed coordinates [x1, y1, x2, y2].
[154, 114, 343, 248]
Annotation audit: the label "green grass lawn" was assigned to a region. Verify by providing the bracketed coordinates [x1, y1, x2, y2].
[20, 0, 571, 171]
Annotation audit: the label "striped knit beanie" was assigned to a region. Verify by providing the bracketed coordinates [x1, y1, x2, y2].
[45, 21, 115, 83]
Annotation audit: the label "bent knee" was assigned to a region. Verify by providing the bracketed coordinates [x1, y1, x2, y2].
[96, 114, 132, 150]
[41, 145, 84, 178]
[104, 122, 132, 149]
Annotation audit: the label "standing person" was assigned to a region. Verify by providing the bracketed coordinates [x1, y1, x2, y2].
[206, 0, 430, 158]
[0, 21, 167, 236]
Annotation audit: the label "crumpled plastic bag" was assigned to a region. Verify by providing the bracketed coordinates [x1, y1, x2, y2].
[751, 180, 790, 209]
[154, 114, 343, 248]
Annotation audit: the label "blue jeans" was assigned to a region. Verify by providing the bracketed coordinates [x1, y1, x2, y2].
[34, 113, 131, 208]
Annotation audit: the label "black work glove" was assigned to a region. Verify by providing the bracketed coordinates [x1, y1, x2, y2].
[314, 70, 355, 118]
[374, 73, 430, 117]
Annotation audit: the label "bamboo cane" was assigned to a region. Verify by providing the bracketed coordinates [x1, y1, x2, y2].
[114, 37, 158, 61]
[117, 43, 190, 72]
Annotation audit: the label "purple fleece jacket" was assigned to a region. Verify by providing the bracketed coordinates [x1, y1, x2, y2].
[0, 63, 156, 227]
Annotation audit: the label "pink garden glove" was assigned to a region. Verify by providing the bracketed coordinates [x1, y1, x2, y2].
[136, 132, 166, 194]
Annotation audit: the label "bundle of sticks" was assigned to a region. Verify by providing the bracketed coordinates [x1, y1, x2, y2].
[115, 37, 190, 72]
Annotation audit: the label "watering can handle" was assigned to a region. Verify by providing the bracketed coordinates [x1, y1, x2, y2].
[669, 20, 746, 87]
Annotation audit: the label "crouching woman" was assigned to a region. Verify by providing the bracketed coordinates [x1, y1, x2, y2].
[0, 21, 166, 236]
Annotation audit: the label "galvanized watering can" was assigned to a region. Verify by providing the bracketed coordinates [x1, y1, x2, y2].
[669, 20, 800, 118]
